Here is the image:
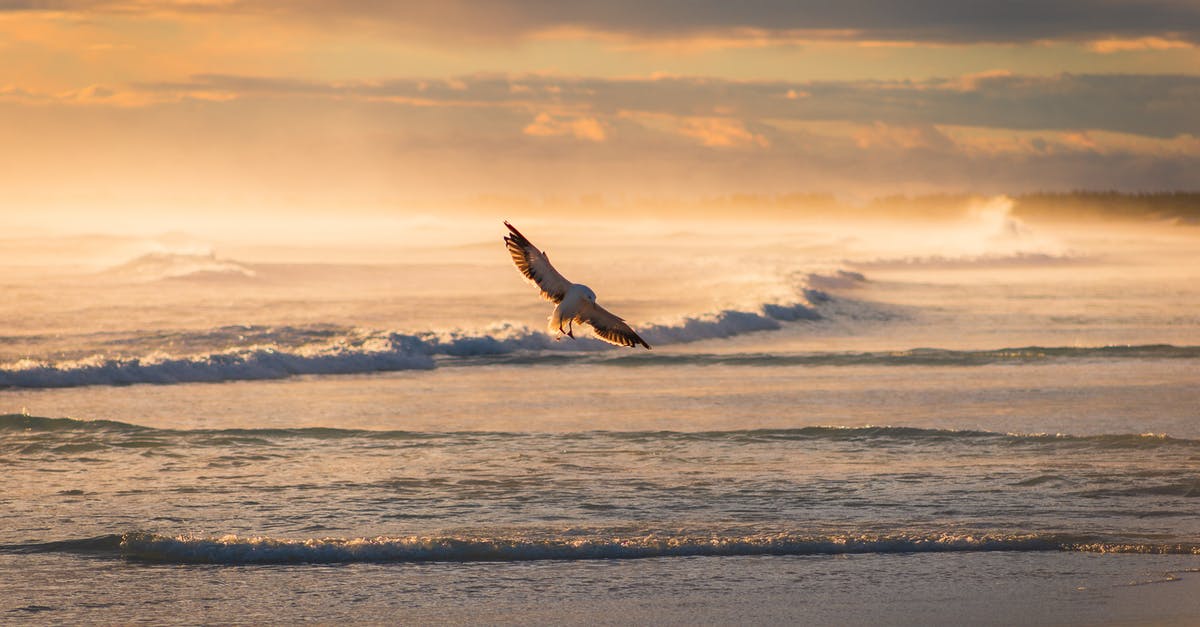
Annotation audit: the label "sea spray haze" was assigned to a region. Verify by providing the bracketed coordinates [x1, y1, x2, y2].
[2, 199, 1200, 624]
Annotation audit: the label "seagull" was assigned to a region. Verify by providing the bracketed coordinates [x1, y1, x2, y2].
[504, 221, 651, 349]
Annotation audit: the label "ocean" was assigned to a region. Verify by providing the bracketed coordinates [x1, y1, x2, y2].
[2, 202, 1199, 625]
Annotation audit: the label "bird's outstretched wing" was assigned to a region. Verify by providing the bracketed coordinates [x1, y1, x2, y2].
[580, 302, 652, 349]
[504, 221, 572, 303]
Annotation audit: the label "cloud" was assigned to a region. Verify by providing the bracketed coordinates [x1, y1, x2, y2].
[853, 122, 954, 151]
[135, 71, 1200, 139]
[1, 82, 162, 106]
[2, 2, 1196, 216]
[621, 111, 770, 148]
[2, 80, 1197, 211]
[676, 117, 770, 148]
[6, 0, 1200, 45]
[523, 112, 607, 142]
[1087, 36, 1195, 53]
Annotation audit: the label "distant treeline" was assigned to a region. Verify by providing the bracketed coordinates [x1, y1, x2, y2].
[787, 191, 1200, 223]
[1012, 191, 1200, 224]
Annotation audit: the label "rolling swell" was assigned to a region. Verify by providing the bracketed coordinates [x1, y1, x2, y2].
[4, 414, 1199, 451]
[4, 531, 1197, 564]
[462, 344, 1200, 368]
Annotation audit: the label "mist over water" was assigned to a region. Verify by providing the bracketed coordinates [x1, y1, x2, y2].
[2, 199, 1199, 623]
[2, 198, 1194, 354]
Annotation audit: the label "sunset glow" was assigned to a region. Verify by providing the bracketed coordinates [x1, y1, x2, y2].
[2, 1, 1198, 235]
[4, 4, 1200, 624]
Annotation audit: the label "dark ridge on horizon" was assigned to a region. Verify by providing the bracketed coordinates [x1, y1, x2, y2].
[459, 191, 1200, 223]
[1013, 191, 1200, 224]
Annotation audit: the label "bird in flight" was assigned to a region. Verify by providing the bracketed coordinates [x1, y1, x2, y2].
[504, 221, 651, 349]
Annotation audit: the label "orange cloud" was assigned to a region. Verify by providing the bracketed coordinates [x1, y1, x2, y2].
[853, 122, 952, 150]
[0, 82, 169, 106]
[676, 117, 770, 148]
[940, 69, 1014, 92]
[523, 112, 607, 142]
[939, 125, 1200, 158]
[608, 110, 774, 149]
[1062, 131, 1100, 151]
[543, 27, 862, 54]
[1088, 37, 1194, 53]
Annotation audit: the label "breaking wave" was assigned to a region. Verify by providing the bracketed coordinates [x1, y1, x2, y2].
[2, 335, 1197, 388]
[1, 265, 1194, 389]
[4, 531, 1197, 564]
[0, 290, 849, 388]
[0, 333, 436, 388]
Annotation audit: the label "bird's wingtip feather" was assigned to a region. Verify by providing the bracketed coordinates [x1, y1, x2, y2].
[504, 221, 525, 239]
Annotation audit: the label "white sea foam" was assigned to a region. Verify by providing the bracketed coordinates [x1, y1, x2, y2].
[0, 288, 854, 387]
[0, 335, 435, 388]
[96, 531, 1198, 564]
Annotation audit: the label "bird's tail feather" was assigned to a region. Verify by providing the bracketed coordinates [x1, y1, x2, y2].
[547, 302, 564, 335]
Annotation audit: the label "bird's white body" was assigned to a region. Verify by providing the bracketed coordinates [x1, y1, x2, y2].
[550, 284, 598, 338]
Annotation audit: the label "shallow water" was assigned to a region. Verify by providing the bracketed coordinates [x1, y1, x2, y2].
[5, 552, 1200, 626]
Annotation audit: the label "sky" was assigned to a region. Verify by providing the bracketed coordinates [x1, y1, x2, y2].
[2, 1, 1199, 230]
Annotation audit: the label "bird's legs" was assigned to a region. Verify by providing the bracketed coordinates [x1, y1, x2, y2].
[549, 301, 575, 340]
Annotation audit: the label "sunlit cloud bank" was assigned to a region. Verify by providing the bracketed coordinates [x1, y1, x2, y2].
[1, 0, 1197, 234]
[6, 71, 1198, 139]
[5, 0, 1199, 45]
[2, 71, 1196, 220]
[118, 72, 1197, 138]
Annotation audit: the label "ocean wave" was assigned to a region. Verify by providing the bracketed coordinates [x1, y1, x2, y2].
[6, 415, 1200, 452]
[0, 333, 435, 388]
[0, 287, 1193, 389]
[460, 344, 1200, 369]
[0, 267, 913, 389]
[1081, 480, 1200, 498]
[852, 252, 1080, 269]
[101, 252, 258, 282]
[0, 290, 845, 388]
[6, 338, 1194, 390]
[627, 344, 1200, 366]
[5, 531, 1196, 564]
[0, 414, 153, 433]
[799, 270, 867, 291]
[3, 308, 1190, 388]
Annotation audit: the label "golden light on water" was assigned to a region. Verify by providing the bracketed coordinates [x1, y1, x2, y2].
[3, 6, 1200, 624]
